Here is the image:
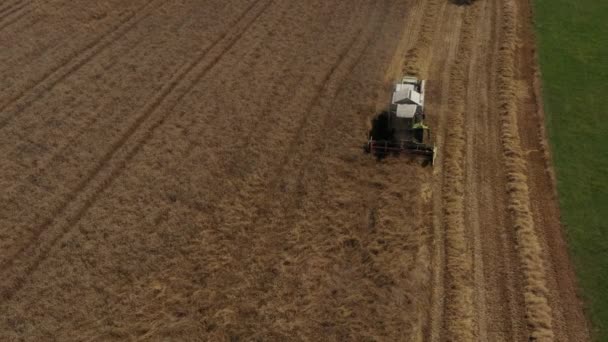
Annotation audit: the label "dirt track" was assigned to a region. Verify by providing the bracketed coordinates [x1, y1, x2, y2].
[0, 0, 590, 340]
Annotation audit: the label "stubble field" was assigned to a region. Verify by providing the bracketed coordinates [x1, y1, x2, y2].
[0, 0, 591, 340]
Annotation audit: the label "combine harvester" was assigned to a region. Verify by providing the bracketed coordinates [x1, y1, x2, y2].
[365, 76, 437, 165]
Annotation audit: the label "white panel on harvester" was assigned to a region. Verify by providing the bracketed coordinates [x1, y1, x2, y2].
[395, 104, 418, 118]
[408, 90, 422, 106]
[395, 83, 415, 92]
[392, 90, 409, 104]
[392, 90, 423, 106]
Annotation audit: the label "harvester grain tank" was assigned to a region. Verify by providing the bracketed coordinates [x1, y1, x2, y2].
[364, 76, 436, 165]
[392, 76, 426, 109]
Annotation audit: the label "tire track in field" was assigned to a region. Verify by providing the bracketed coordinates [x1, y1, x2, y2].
[463, 0, 495, 339]
[0, 5, 30, 31]
[496, 0, 554, 339]
[0, 0, 26, 13]
[0, 0, 273, 302]
[289, 0, 386, 202]
[224, 0, 381, 306]
[192, 1, 331, 168]
[228, 0, 376, 217]
[260, 30, 365, 197]
[429, 46, 464, 342]
[0, 0, 28, 21]
[120, 0, 291, 178]
[0, 0, 168, 129]
[0, 0, 276, 251]
[0, 11, 179, 196]
[464, 0, 496, 341]
[181, 0, 364, 200]
[439, 3, 480, 341]
[259, 0, 379, 234]
[465, 0, 528, 339]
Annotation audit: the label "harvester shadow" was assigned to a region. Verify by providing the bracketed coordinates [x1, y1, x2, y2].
[368, 111, 392, 160]
[370, 111, 392, 141]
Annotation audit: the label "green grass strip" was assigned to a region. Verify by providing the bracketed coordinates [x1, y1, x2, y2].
[533, 0, 608, 339]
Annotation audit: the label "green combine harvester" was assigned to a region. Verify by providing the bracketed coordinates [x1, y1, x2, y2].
[364, 76, 437, 165]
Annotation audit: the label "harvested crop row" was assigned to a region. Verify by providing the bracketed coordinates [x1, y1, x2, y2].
[440, 4, 480, 341]
[496, 0, 554, 340]
[422, 5, 468, 341]
[401, 0, 441, 76]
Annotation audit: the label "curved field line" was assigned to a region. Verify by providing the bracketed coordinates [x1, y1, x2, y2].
[14, 0, 286, 191]
[0, 6, 31, 31]
[191, 0, 368, 199]
[193, 2, 313, 164]
[217, 0, 377, 221]
[260, 32, 364, 196]
[289, 5, 384, 193]
[0, 0, 27, 13]
[231, 0, 378, 243]
[0, 0, 168, 130]
[0, 0, 273, 303]
[0, 32, 150, 194]
[496, 0, 554, 339]
[0, 0, 28, 21]
[235, 4, 390, 275]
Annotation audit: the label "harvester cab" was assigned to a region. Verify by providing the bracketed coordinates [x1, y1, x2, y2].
[365, 76, 437, 165]
[394, 76, 426, 109]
